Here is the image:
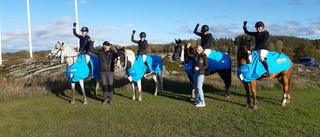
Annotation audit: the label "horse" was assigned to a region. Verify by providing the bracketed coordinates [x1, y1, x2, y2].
[48, 40, 100, 104]
[116, 48, 163, 101]
[237, 38, 293, 109]
[172, 39, 232, 99]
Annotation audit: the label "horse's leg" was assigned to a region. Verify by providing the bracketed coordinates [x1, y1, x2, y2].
[79, 80, 88, 104]
[188, 75, 196, 100]
[130, 82, 136, 100]
[70, 82, 76, 104]
[159, 73, 163, 94]
[95, 78, 101, 96]
[250, 81, 258, 109]
[277, 69, 292, 106]
[218, 69, 232, 98]
[152, 74, 158, 96]
[242, 82, 251, 108]
[137, 80, 142, 101]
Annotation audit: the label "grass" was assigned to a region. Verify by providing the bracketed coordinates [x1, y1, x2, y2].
[0, 75, 319, 137]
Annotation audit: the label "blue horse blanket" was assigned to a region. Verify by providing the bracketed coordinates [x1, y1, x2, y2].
[237, 51, 291, 82]
[126, 55, 163, 82]
[184, 50, 231, 76]
[66, 54, 100, 82]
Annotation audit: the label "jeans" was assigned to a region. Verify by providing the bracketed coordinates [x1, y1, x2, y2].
[193, 71, 205, 105]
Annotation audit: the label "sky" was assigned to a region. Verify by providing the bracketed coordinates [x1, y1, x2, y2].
[1, 0, 320, 53]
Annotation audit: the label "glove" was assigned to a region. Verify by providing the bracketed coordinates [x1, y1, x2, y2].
[132, 30, 136, 35]
[73, 22, 76, 27]
[243, 21, 247, 27]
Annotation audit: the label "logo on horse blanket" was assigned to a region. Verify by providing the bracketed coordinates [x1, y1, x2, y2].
[126, 55, 163, 82]
[66, 54, 100, 82]
[237, 51, 291, 82]
[184, 50, 231, 77]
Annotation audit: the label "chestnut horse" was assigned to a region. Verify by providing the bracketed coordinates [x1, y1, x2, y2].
[237, 39, 293, 109]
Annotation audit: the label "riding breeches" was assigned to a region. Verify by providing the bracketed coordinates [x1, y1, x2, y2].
[257, 49, 268, 61]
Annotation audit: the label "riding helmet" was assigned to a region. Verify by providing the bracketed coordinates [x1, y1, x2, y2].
[201, 25, 209, 33]
[255, 21, 264, 28]
[139, 32, 146, 38]
[80, 26, 89, 32]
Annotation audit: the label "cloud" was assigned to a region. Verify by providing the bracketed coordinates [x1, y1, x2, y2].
[125, 24, 134, 28]
[288, 0, 302, 5]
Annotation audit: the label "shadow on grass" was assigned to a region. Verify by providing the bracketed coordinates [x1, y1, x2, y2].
[43, 77, 130, 103]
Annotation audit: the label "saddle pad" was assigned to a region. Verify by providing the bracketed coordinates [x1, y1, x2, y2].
[184, 50, 231, 77]
[126, 55, 147, 82]
[89, 55, 101, 78]
[237, 51, 291, 82]
[146, 55, 163, 73]
[66, 54, 89, 82]
[207, 50, 231, 71]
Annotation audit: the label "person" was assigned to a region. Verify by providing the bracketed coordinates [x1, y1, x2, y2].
[186, 43, 209, 107]
[194, 22, 213, 56]
[131, 30, 151, 73]
[89, 38, 120, 104]
[73, 22, 91, 53]
[243, 21, 270, 77]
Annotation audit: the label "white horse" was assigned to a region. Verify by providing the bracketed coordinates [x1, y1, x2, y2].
[48, 41, 100, 104]
[116, 48, 163, 101]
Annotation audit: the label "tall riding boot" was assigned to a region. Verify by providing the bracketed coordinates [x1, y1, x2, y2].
[261, 59, 270, 77]
[144, 61, 150, 73]
[87, 63, 93, 77]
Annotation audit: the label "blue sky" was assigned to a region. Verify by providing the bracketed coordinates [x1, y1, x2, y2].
[1, 0, 320, 52]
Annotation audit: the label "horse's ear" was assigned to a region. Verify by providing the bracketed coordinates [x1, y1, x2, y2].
[178, 39, 182, 43]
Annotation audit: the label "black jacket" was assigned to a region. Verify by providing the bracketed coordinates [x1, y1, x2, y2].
[243, 27, 269, 50]
[73, 28, 91, 52]
[186, 48, 209, 75]
[194, 24, 213, 50]
[131, 35, 148, 55]
[89, 41, 119, 72]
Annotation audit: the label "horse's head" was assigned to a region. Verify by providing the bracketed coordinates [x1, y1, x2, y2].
[116, 47, 133, 69]
[237, 38, 253, 65]
[172, 39, 187, 64]
[48, 41, 64, 59]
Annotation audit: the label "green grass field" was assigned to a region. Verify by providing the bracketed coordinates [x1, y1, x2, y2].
[0, 76, 319, 137]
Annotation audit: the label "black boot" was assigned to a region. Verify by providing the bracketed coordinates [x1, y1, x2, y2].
[261, 59, 270, 77]
[144, 61, 150, 73]
[87, 62, 93, 77]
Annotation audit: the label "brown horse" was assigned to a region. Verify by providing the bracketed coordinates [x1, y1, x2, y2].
[172, 39, 232, 99]
[237, 39, 293, 109]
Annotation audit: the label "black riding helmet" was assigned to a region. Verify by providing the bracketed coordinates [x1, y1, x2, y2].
[80, 26, 89, 32]
[139, 32, 146, 38]
[255, 21, 264, 28]
[201, 25, 209, 33]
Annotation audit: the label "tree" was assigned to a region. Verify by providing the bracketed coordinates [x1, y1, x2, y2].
[293, 41, 316, 62]
[275, 40, 284, 52]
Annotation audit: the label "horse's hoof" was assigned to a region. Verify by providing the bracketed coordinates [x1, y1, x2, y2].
[138, 98, 142, 101]
[70, 100, 75, 104]
[286, 100, 290, 103]
[225, 95, 230, 98]
[190, 98, 196, 101]
[281, 103, 286, 106]
[253, 106, 258, 109]
[132, 98, 136, 100]
[83, 101, 88, 105]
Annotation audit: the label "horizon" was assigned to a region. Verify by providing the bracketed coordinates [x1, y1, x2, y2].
[1, 0, 320, 53]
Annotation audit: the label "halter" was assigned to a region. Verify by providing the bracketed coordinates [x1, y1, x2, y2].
[117, 50, 128, 68]
[180, 44, 185, 62]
